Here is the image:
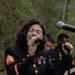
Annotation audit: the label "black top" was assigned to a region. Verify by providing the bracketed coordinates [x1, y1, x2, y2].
[48, 47, 75, 75]
[5, 45, 69, 75]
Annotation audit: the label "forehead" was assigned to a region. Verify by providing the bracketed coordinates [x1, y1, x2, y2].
[60, 38, 69, 42]
[46, 41, 53, 46]
[30, 24, 42, 30]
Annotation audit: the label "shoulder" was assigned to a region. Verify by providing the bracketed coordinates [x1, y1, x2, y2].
[5, 45, 26, 59]
[5, 45, 21, 54]
[48, 49, 56, 54]
[6, 45, 19, 51]
[48, 49, 58, 57]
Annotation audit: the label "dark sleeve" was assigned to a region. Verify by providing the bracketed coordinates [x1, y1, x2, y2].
[54, 53, 75, 75]
[5, 47, 35, 75]
[67, 54, 75, 68]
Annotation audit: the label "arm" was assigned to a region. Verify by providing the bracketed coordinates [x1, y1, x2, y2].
[46, 53, 68, 75]
[5, 47, 35, 75]
[47, 42, 74, 75]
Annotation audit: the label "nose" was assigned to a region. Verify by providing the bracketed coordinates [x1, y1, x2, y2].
[33, 31, 38, 36]
[47, 47, 50, 51]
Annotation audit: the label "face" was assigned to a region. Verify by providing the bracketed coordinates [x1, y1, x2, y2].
[27, 24, 43, 43]
[58, 38, 69, 46]
[44, 41, 53, 52]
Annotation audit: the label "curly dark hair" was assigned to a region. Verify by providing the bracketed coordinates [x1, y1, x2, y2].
[57, 33, 69, 40]
[44, 33, 55, 43]
[16, 18, 46, 50]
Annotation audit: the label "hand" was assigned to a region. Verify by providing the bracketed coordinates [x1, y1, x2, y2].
[27, 36, 40, 56]
[62, 42, 73, 55]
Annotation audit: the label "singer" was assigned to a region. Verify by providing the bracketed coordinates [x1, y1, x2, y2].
[5, 18, 74, 75]
[56, 21, 75, 32]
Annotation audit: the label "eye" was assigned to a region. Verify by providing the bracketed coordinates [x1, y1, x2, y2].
[29, 28, 42, 34]
[36, 30, 42, 34]
[29, 28, 34, 32]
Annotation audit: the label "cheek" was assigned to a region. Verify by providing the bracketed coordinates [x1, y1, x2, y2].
[41, 34, 43, 38]
[27, 32, 31, 37]
[40, 33, 43, 38]
[26, 32, 31, 41]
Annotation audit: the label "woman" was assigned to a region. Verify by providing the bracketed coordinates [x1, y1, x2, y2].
[5, 18, 73, 75]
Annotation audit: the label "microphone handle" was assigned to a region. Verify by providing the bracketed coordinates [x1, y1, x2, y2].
[62, 24, 75, 32]
[63, 45, 70, 53]
[35, 39, 45, 44]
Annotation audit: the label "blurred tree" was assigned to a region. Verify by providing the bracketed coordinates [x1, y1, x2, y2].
[0, 0, 75, 58]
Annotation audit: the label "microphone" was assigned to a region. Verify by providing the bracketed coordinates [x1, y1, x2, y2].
[35, 39, 45, 44]
[56, 21, 75, 32]
[63, 45, 70, 53]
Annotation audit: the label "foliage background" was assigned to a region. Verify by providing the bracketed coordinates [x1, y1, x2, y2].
[0, 0, 75, 68]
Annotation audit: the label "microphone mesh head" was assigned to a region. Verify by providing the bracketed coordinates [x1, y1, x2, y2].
[56, 21, 64, 29]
